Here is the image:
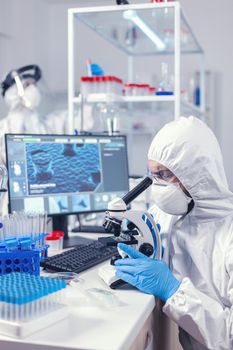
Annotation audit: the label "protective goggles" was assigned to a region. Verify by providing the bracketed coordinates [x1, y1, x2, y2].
[148, 169, 177, 184]
[1, 64, 41, 97]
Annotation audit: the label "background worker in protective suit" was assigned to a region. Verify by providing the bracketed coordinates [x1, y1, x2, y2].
[115, 116, 233, 350]
[0, 64, 48, 216]
[0, 64, 46, 161]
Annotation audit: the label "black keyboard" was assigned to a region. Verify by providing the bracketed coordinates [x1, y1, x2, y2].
[40, 241, 117, 274]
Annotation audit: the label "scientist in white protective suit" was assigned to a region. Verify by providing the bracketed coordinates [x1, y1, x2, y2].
[115, 116, 233, 350]
[0, 65, 48, 216]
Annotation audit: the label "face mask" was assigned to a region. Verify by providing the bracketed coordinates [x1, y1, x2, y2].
[151, 182, 192, 215]
[23, 84, 41, 110]
[4, 83, 40, 111]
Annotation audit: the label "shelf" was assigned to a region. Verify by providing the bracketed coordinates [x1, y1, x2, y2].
[71, 3, 203, 56]
[74, 94, 206, 121]
[73, 94, 175, 104]
[73, 94, 204, 118]
[68, 2, 205, 136]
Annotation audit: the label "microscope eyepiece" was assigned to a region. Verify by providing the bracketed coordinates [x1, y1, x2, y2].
[122, 176, 152, 206]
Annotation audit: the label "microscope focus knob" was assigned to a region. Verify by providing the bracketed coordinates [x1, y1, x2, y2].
[139, 243, 154, 257]
[110, 254, 122, 266]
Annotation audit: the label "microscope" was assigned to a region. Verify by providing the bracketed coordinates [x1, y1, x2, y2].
[98, 176, 162, 289]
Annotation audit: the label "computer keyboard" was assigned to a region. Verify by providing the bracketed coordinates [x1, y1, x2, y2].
[40, 241, 118, 274]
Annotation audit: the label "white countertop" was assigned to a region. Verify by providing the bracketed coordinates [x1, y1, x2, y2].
[0, 233, 156, 350]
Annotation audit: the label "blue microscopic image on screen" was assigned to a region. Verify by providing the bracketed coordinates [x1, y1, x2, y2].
[26, 143, 101, 195]
[49, 196, 68, 213]
[72, 194, 91, 212]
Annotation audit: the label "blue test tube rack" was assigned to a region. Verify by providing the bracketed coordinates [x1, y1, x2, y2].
[0, 273, 68, 338]
[0, 233, 49, 276]
[0, 249, 40, 276]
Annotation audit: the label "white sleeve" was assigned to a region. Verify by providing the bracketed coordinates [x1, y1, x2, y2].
[163, 277, 233, 349]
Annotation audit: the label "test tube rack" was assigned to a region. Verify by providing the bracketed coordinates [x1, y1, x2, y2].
[0, 231, 49, 276]
[0, 273, 68, 338]
[0, 249, 40, 276]
[0, 212, 49, 270]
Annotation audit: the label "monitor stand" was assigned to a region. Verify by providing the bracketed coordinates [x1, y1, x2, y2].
[71, 213, 108, 234]
[52, 216, 93, 249]
[71, 224, 108, 234]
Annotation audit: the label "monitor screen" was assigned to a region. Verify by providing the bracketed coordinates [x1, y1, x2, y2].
[5, 134, 129, 215]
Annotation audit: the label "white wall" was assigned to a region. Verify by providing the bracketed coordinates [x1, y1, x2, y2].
[0, 0, 49, 116]
[0, 0, 233, 185]
[179, 0, 233, 188]
[46, 1, 128, 91]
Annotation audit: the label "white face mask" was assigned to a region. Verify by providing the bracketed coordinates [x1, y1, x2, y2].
[23, 84, 41, 110]
[4, 83, 40, 111]
[151, 182, 192, 215]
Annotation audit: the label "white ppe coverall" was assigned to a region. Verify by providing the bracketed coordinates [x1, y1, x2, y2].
[148, 116, 233, 350]
[0, 83, 46, 162]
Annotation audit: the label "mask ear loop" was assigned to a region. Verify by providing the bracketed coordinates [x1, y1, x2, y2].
[11, 71, 31, 108]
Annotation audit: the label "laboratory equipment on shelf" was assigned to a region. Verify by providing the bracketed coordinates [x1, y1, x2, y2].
[156, 62, 174, 95]
[80, 76, 123, 95]
[99, 103, 120, 135]
[0, 272, 67, 338]
[68, 2, 205, 139]
[124, 83, 156, 96]
[98, 176, 162, 288]
[85, 59, 105, 77]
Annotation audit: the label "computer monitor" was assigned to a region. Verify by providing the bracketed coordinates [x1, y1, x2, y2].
[5, 134, 129, 242]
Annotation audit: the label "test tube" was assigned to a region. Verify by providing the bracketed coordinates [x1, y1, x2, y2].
[39, 212, 44, 247]
[3, 216, 10, 240]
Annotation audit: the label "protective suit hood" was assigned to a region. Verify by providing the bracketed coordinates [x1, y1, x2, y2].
[148, 116, 233, 222]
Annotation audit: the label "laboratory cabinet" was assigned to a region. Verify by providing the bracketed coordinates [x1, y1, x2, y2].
[67, 2, 205, 175]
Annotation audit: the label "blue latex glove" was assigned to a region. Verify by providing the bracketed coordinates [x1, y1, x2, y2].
[115, 243, 180, 302]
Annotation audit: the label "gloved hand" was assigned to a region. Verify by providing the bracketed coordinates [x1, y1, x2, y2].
[115, 243, 180, 302]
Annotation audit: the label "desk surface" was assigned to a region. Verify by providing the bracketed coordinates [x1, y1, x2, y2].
[0, 233, 156, 350]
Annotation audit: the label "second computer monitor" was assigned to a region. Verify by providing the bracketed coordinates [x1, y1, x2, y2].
[5, 134, 129, 215]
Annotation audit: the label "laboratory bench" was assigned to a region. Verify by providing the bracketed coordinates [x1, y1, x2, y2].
[0, 233, 157, 350]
